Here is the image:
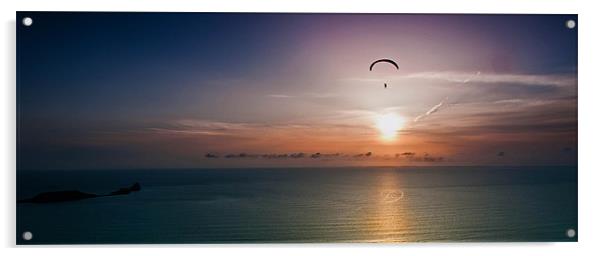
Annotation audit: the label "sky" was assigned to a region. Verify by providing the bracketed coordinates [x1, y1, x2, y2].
[17, 13, 577, 169]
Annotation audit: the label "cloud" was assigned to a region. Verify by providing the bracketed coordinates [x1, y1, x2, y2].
[414, 98, 446, 122]
[175, 120, 253, 129]
[266, 94, 294, 98]
[146, 120, 256, 136]
[396, 152, 416, 157]
[405, 71, 575, 87]
[148, 128, 225, 136]
[147, 120, 317, 137]
[391, 152, 443, 162]
[150, 118, 373, 136]
[346, 71, 576, 87]
[407, 71, 481, 84]
[205, 152, 310, 159]
[202, 151, 444, 162]
[353, 152, 372, 158]
[492, 99, 525, 104]
[403, 99, 577, 141]
[289, 152, 305, 158]
[209, 152, 341, 159]
[266, 93, 337, 99]
[492, 98, 574, 107]
[205, 153, 219, 158]
[303, 93, 337, 99]
[421, 155, 444, 162]
[270, 154, 289, 159]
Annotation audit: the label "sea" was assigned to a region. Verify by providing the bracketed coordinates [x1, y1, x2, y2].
[16, 166, 577, 244]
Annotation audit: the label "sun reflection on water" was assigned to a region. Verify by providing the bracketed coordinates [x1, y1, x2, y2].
[359, 170, 414, 242]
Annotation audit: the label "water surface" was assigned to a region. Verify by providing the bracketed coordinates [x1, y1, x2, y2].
[17, 166, 577, 244]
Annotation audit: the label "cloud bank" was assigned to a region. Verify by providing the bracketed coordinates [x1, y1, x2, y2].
[348, 71, 576, 87]
[203, 151, 444, 163]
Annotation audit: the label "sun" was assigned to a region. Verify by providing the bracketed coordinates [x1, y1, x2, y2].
[375, 113, 405, 141]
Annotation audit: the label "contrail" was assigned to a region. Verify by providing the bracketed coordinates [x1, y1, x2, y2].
[414, 98, 446, 122]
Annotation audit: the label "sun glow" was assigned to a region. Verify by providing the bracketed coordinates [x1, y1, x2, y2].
[375, 113, 405, 141]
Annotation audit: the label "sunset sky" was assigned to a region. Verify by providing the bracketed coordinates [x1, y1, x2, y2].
[18, 13, 577, 169]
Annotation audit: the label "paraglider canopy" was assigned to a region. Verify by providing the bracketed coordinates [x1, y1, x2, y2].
[370, 59, 398, 88]
[369, 59, 399, 71]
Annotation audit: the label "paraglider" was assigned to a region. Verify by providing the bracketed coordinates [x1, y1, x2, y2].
[369, 59, 399, 71]
[369, 59, 399, 88]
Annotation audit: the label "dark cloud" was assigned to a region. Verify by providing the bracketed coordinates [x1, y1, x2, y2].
[221, 153, 260, 159]
[205, 153, 219, 158]
[353, 152, 372, 158]
[396, 152, 416, 157]
[306, 152, 341, 158]
[289, 152, 305, 158]
[421, 154, 444, 162]
[206, 152, 345, 159]
[200, 151, 449, 164]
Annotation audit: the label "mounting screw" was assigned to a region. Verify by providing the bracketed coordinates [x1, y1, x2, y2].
[22, 17, 33, 27]
[22, 231, 33, 241]
[566, 19, 576, 29]
[566, 228, 576, 238]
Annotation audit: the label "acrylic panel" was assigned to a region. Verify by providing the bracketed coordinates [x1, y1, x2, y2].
[16, 12, 577, 244]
